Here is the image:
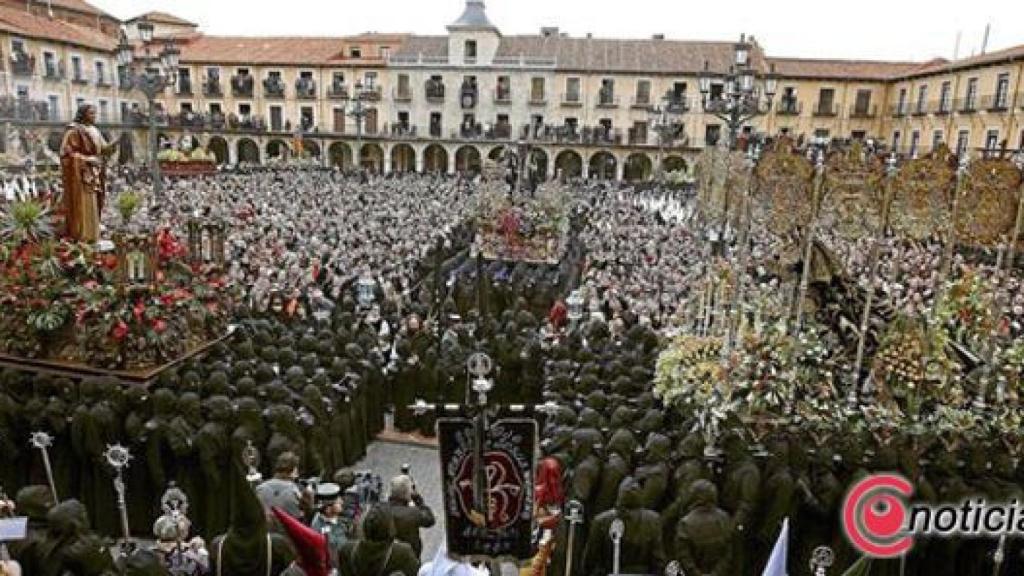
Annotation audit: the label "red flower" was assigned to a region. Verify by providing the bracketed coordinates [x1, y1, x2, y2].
[83, 280, 98, 290]
[156, 270, 165, 283]
[102, 254, 118, 270]
[133, 300, 146, 322]
[205, 301, 219, 314]
[151, 319, 167, 334]
[112, 321, 129, 341]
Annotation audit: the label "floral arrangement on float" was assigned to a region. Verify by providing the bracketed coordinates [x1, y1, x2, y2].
[473, 176, 570, 264]
[0, 195, 234, 371]
[157, 147, 218, 176]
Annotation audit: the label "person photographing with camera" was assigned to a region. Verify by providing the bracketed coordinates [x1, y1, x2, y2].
[256, 452, 314, 523]
[380, 474, 435, 559]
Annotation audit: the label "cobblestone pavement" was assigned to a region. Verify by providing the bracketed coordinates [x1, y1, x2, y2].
[354, 440, 446, 562]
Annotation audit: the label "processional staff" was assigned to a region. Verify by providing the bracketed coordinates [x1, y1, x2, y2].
[29, 432, 58, 504]
[104, 443, 134, 558]
[563, 500, 584, 576]
[609, 517, 624, 576]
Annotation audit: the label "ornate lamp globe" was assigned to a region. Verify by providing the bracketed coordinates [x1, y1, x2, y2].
[566, 290, 585, 323]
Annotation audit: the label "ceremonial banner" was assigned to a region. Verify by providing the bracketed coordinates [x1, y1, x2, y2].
[437, 417, 537, 560]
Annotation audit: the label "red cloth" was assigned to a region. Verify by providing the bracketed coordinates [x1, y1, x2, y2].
[271, 507, 330, 576]
[534, 457, 564, 508]
[548, 300, 568, 329]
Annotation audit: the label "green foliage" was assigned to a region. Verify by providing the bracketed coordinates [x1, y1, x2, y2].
[0, 199, 54, 243]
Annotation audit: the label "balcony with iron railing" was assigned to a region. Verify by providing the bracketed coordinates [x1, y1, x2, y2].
[390, 124, 417, 137]
[429, 123, 443, 138]
[263, 77, 286, 98]
[849, 104, 877, 119]
[934, 99, 952, 115]
[203, 78, 223, 97]
[665, 96, 690, 114]
[363, 85, 382, 101]
[890, 102, 909, 118]
[43, 61, 65, 82]
[561, 93, 583, 107]
[460, 85, 478, 109]
[631, 95, 653, 109]
[71, 71, 89, 85]
[981, 93, 1012, 112]
[776, 99, 801, 116]
[295, 78, 317, 99]
[393, 86, 413, 102]
[912, 101, 929, 116]
[177, 78, 193, 96]
[0, 97, 56, 122]
[96, 73, 112, 88]
[529, 92, 546, 106]
[493, 88, 512, 105]
[10, 52, 34, 77]
[327, 83, 348, 99]
[425, 81, 446, 103]
[627, 127, 649, 145]
[492, 123, 512, 139]
[955, 96, 978, 114]
[596, 91, 619, 108]
[812, 102, 838, 117]
[231, 74, 254, 97]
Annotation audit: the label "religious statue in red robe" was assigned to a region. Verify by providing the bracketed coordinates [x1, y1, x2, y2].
[59, 104, 117, 242]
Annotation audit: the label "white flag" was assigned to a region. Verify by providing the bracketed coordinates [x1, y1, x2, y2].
[761, 517, 789, 576]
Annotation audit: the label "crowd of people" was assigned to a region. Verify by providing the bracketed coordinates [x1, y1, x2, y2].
[0, 144, 1023, 576]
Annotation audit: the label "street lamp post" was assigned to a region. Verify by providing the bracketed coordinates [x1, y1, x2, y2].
[341, 82, 377, 171]
[697, 34, 777, 150]
[117, 21, 179, 205]
[647, 90, 688, 181]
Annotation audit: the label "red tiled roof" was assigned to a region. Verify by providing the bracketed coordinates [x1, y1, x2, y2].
[48, 0, 115, 20]
[128, 11, 197, 27]
[767, 57, 921, 81]
[897, 44, 1024, 78]
[173, 34, 407, 66]
[0, 4, 115, 51]
[395, 34, 768, 74]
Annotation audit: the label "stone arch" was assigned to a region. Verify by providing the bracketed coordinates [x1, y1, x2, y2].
[207, 136, 229, 165]
[589, 151, 617, 180]
[455, 145, 482, 174]
[302, 140, 321, 159]
[487, 145, 506, 161]
[624, 153, 653, 182]
[237, 138, 260, 164]
[360, 143, 384, 172]
[663, 155, 688, 174]
[266, 138, 290, 159]
[554, 150, 583, 179]
[391, 143, 416, 173]
[529, 148, 549, 180]
[329, 141, 352, 168]
[423, 144, 448, 173]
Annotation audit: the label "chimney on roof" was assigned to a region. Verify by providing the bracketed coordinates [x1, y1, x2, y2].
[652, 34, 665, 40]
[541, 27, 559, 38]
[586, 32, 592, 39]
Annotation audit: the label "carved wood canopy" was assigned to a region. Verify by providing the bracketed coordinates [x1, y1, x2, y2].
[890, 146, 955, 241]
[820, 142, 885, 242]
[956, 157, 1022, 247]
[754, 140, 814, 238]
